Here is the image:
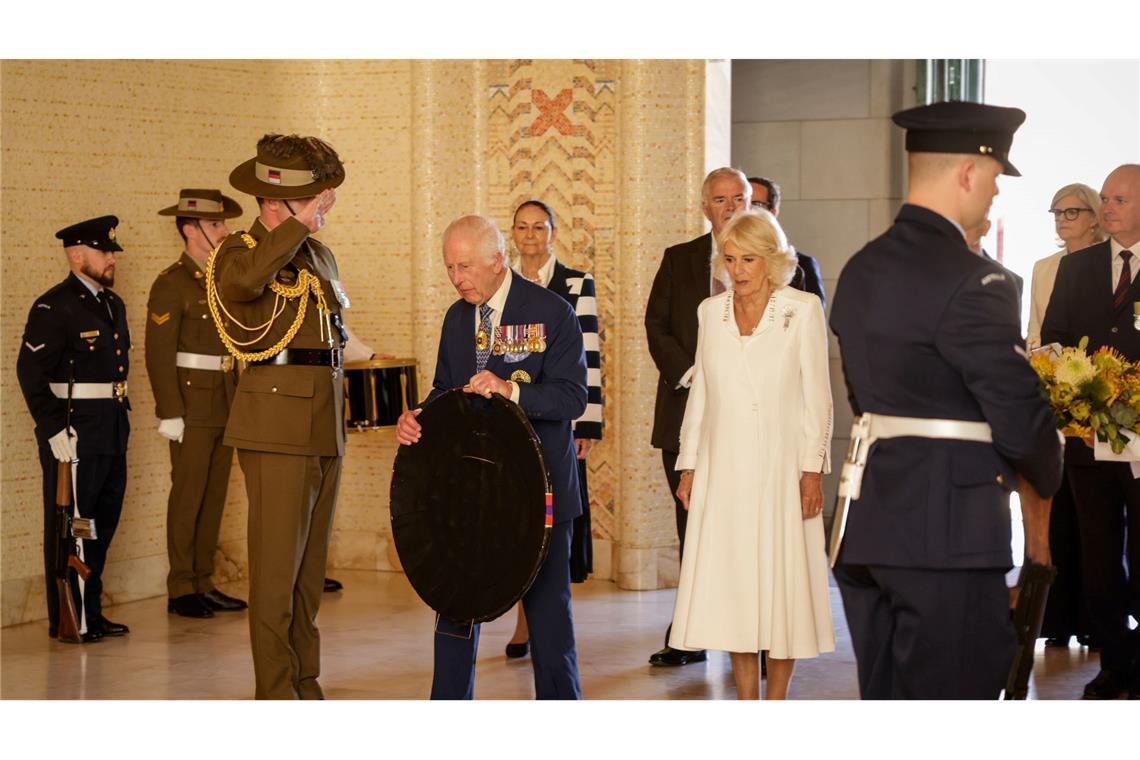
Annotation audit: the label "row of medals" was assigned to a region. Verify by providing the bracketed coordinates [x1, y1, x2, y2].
[475, 325, 547, 355]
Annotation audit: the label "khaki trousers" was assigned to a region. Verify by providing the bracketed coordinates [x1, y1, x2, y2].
[238, 449, 341, 700]
[166, 426, 233, 597]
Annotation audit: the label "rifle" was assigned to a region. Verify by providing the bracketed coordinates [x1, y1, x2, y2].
[1004, 558, 1057, 699]
[1002, 475, 1055, 700]
[53, 363, 95, 644]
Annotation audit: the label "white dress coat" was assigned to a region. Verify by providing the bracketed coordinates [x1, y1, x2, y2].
[669, 287, 836, 658]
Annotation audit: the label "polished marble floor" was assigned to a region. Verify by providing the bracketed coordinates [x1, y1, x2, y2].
[0, 569, 1106, 700]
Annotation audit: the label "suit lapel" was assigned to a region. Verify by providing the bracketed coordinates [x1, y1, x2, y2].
[690, 233, 712, 299]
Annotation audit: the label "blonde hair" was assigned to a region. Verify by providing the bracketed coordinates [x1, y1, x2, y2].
[715, 209, 797, 289]
[1051, 182, 1106, 245]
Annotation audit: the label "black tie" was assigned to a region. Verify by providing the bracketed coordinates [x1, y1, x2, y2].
[1113, 251, 1133, 311]
[96, 290, 114, 321]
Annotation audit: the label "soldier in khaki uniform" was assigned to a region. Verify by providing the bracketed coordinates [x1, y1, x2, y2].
[208, 134, 346, 699]
[146, 189, 249, 619]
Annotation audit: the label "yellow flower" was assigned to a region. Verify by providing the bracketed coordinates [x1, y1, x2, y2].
[1054, 348, 1096, 387]
[1070, 400, 1092, 421]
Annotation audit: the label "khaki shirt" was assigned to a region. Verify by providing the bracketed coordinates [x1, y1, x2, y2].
[145, 252, 237, 427]
[213, 218, 346, 457]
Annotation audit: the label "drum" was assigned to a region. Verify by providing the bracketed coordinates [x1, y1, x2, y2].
[390, 389, 551, 623]
[343, 358, 418, 430]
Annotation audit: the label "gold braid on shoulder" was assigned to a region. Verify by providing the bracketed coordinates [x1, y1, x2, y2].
[205, 233, 330, 362]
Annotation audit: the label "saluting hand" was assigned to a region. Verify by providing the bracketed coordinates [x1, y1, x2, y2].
[295, 189, 337, 233]
[396, 408, 422, 446]
[800, 471, 823, 519]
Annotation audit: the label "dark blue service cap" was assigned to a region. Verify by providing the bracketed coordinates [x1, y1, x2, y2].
[892, 101, 1026, 176]
[55, 215, 123, 252]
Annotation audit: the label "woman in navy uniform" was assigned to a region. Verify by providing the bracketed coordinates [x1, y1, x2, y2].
[829, 102, 1063, 699]
[17, 215, 132, 642]
[504, 199, 603, 657]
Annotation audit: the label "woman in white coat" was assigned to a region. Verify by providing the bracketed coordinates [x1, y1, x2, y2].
[672, 210, 835, 699]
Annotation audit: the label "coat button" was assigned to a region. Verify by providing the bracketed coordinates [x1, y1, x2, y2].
[113, 333, 119, 339]
[118, 366, 124, 372]
[1111, 327, 1119, 333]
[201, 314, 208, 319]
[89, 345, 95, 351]
[271, 387, 278, 393]
[186, 380, 191, 386]
[116, 349, 122, 356]
[996, 474, 1004, 485]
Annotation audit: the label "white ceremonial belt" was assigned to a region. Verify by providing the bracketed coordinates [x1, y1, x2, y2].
[50, 381, 128, 400]
[176, 352, 234, 372]
[838, 413, 993, 500]
[829, 413, 992, 568]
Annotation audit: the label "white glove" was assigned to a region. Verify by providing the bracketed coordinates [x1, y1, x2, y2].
[158, 417, 185, 443]
[48, 426, 78, 462]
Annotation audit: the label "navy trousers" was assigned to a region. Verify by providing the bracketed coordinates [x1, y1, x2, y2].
[431, 520, 581, 699]
[834, 563, 1015, 699]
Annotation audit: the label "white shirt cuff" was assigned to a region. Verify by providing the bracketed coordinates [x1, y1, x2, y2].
[677, 365, 695, 390]
[509, 381, 520, 404]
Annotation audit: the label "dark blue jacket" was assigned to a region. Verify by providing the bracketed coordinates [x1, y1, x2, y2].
[830, 204, 1062, 569]
[425, 275, 588, 524]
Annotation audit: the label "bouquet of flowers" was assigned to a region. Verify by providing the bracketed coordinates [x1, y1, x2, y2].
[1029, 337, 1140, 454]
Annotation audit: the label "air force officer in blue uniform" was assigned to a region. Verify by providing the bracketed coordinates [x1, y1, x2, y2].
[396, 214, 587, 699]
[829, 102, 1064, 699]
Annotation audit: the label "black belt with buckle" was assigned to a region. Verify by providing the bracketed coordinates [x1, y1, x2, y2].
[252, 348, 343, 369]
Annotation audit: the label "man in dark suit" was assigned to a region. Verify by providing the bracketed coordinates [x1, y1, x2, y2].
[17, 215, 132, 642]
[644, 166, 751, 667]
[1041, 163, 1140, 699]
[396, 214, 587, 699]
[830, 102, 1064, 698]
[747, 176, 826, 310]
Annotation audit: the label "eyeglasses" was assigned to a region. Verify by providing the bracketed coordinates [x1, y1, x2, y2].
[1049, 207, 1093, 221]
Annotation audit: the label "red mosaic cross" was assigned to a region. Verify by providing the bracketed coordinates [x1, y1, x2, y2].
[530, 88, 574, 136]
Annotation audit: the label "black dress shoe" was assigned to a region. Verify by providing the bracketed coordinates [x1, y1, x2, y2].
[95, 616, 129, 636]
[323, 577, 343, 593]
[1082, 670, 1126, 699]
[1044, 636, 1072, 648]
[80, 630, 104, 643]
[648, 646, 707, 666]
[200, 589, 248, 611]
[168, 594, 214, 618]
[505, 641, 529, 658]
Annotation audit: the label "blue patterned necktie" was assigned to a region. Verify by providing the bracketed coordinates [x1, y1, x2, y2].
[476, 303, 493, 372]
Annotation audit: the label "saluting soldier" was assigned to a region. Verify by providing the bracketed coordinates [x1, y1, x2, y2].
[16, 216, 132, 642]
[829, 103, 1064, 698]
[208, 134, 346, 700]
[147, 189, 248, 619]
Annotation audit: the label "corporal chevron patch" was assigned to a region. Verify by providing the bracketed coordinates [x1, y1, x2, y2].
[150, 311, 172, 326]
